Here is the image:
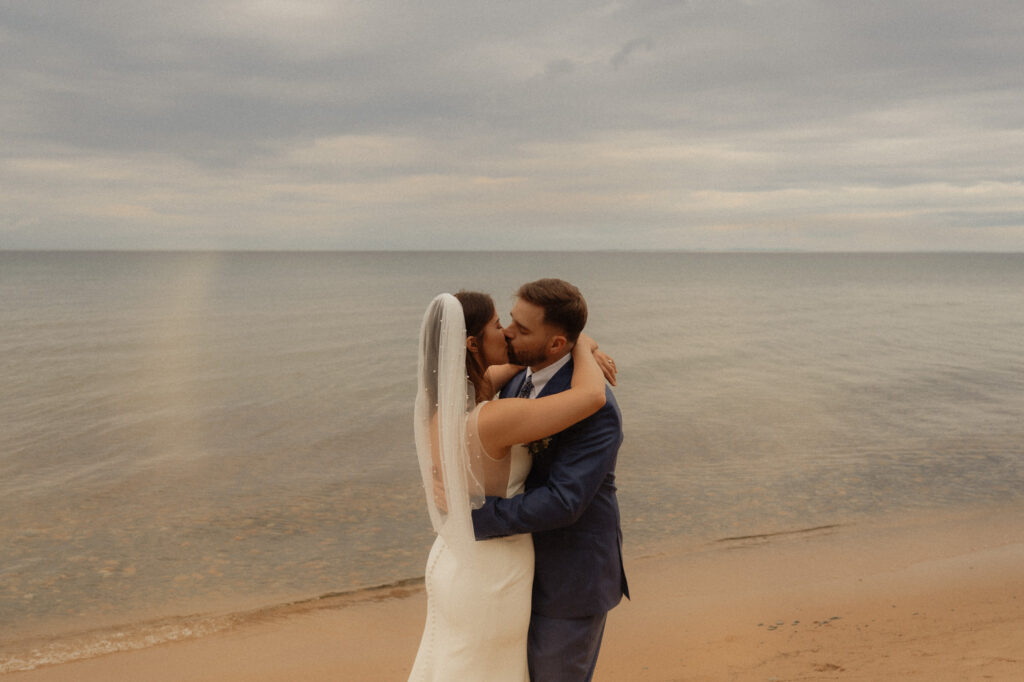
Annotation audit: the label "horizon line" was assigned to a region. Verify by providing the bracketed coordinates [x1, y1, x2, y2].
[2, 248, 1022, 255]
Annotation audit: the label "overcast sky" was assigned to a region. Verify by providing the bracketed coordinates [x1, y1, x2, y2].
[2, 1, 1023, 251]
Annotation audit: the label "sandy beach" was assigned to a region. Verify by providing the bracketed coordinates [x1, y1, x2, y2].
[7, 506, 1023, 682]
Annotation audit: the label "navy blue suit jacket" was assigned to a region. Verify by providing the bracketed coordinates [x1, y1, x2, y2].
[471, 358, 629, 618]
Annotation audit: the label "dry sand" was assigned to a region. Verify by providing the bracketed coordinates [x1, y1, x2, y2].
[8, 506, 1024, 681]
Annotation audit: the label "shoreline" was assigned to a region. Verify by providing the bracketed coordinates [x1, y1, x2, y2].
[0, 578, 427, 675]
[6, 505, 1024, 681]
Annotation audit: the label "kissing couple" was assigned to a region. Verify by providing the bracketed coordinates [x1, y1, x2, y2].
[409, 278, 628, 682]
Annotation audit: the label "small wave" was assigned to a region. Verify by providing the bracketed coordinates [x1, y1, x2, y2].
[0, 616, 234, 674]
[715, 524, 843, 545]
[0, 577, 424, 674]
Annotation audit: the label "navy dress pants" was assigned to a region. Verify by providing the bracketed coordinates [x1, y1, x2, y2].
[527, 611, 608, 682]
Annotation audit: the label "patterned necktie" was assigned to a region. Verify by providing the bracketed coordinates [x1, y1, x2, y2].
[516, 374, 534, 399]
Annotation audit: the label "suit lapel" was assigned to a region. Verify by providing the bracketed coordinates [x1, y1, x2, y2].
[535, 356, 574, 398]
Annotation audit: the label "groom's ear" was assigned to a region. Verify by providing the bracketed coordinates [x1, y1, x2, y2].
[547, 335, 568, 356]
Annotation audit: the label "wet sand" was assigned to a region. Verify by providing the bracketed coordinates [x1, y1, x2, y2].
[8, 506, 1024, 681]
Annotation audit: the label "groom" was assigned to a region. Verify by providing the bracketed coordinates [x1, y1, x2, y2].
[472, 278, 628, 682]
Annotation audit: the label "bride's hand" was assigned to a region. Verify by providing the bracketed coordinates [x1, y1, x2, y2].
[576, 332, 599, 353]
[576, 333, 617, 386]
[594, 349, 617, 386]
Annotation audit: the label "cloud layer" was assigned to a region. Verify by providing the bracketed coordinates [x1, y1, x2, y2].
[2, 1, 1023, 250]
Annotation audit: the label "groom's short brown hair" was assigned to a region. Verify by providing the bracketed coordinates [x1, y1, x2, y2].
[516, 278, 587, 343]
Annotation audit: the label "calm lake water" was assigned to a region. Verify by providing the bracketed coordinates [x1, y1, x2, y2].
[1, 251, 1022, 671]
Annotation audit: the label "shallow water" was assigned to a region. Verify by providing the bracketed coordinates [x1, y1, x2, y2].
[2, 251, 1022, 670]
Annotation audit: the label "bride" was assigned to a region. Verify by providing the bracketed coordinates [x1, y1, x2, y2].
[409, 291, 612, 681]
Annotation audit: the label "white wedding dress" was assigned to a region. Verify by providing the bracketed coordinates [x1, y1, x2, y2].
[408, 403, 534, 682]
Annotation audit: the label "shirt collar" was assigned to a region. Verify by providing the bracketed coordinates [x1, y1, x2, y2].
[524, 353, 572, 398]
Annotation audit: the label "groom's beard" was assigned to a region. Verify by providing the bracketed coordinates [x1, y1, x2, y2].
[507, 341, 547, 368]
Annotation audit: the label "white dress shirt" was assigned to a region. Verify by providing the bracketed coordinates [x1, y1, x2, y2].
[521, 353, 572, 399]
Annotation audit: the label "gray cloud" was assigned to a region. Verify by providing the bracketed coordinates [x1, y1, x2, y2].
[1, 0, 1022, 250]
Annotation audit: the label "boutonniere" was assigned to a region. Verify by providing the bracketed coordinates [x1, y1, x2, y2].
[527, 437, 552, 456]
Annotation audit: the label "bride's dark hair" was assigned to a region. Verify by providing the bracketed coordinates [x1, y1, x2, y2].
[455, 290, 494, 400]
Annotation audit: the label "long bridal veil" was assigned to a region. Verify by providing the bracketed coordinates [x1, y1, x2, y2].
[414, 293, 485, 553]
